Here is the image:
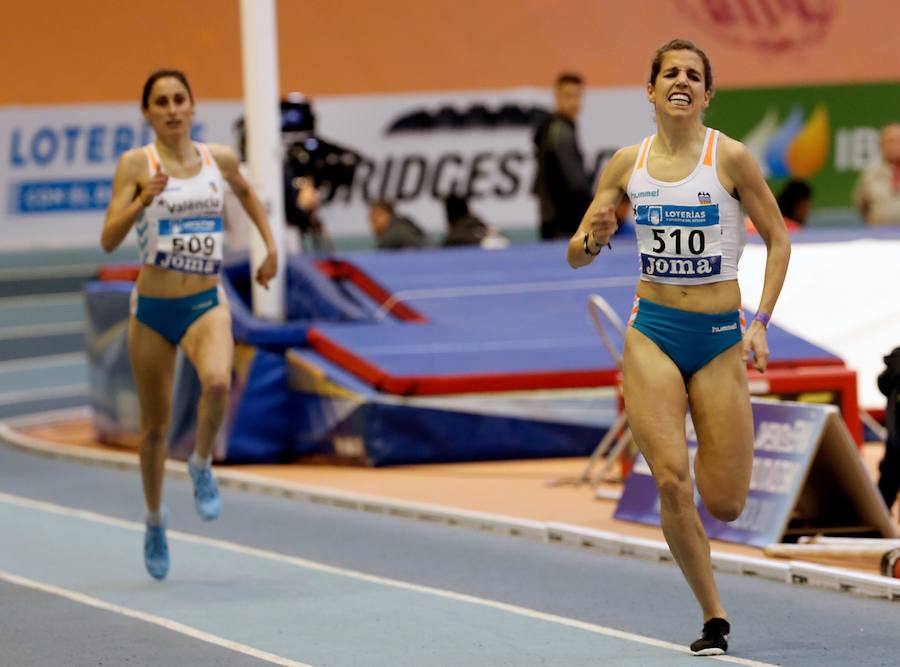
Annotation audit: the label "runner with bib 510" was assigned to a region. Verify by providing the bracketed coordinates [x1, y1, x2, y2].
[566, 39, 791, 656]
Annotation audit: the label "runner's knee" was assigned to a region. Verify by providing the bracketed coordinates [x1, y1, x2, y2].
[200, 372, 231, 398]
[655, 468, 694, 509]
[704, 495, 745, 523]
[141, 423, 169, 446]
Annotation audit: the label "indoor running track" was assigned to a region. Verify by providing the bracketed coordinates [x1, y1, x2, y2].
[1, 444, 899, 667]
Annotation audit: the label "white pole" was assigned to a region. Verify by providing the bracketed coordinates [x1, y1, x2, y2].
[239, 0, 286, 320]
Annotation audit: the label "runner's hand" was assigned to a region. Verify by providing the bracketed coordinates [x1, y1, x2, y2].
[588, 205, 617, 248]
[742, 320, 769, 372]
[255, 250, 278, 289]
[140, 170, 168, 206]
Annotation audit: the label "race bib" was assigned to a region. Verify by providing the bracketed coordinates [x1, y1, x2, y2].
[635, 204, 722, 279]
[153, 216, 223, 275]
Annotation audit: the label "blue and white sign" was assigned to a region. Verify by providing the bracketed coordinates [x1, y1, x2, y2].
[1, 88, 655, 249]
[615, 399, 830, 547]
[0, 102, 237, 249]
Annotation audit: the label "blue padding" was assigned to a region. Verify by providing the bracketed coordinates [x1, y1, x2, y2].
[286, 350, 606, 466]
[357, 403, 602, 466]
[221, 274, 310, 351]
[85, 280, 133, 295]
[223, 255, 371, 321]
[316, 241, 838, 381]
[222, 254, 373, 351]
[225, 349, 294, 463]
[84, 281, 137, 439]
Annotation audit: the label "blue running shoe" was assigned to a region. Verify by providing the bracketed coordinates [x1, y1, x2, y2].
[143, 518, 169, 580]
[188, 460, 221, 521]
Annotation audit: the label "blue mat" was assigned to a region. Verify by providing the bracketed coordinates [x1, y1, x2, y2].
[308, 241, 840, 394]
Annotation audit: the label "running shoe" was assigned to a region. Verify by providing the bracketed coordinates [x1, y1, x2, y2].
[690, 617, 729, 656]
[143, 517, 169, 580]
[188, 460, 221, 521]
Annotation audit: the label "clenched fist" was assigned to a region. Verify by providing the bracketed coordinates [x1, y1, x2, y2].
[140, 170, 169, 207]
[587, 204, 618, 249]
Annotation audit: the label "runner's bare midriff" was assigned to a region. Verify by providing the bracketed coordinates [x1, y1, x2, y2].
[635, 278, 741, 314]
[135, 264, 219, 298]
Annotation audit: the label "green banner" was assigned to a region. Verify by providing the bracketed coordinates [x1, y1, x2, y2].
[705, 81, 900, 214]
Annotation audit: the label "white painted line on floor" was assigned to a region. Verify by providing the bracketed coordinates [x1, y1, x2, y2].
[0, 352, 84, 373]
[0, 321, 83, 339]
[2, 405, 91, 428]
[0, 490, 777, 667]
[0, 384, 87, 406]
[2, 415, 898, 603]
[0, 264, 96, 279]
[0, 292, 82, 307]
[0, 568, 313, 667]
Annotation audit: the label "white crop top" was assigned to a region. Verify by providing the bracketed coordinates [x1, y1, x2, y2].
[135, 142, 225, 275]
[626, 128, 745, 285]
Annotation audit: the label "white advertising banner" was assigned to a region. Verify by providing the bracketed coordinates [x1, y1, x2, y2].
[0, 87, 652, 249]
[0, 101, 239, 250]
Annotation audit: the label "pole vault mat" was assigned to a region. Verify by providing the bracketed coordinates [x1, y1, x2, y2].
[88, 239, 860, 464]
[306, 241, 842, 397]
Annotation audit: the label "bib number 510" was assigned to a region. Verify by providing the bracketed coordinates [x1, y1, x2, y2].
[651, 228, 705, 255]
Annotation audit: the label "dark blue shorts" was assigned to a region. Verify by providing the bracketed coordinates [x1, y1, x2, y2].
[629, 297, 744, 378]
[133, 286, 220, 345]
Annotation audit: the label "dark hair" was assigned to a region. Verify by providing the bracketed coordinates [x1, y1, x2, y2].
[776, 179, 813, 220]
[444, 194, 469, 223]
[141, 69, 194, 109]
[555, 72, 584, 88]
[648, 39, 713, 92]
[371, 198, 394, 215]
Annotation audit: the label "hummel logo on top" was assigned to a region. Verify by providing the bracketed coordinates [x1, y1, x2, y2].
[698, 192, 711, 205]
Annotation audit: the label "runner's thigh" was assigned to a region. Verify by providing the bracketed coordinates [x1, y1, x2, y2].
[128, 316, 177, 428]
[180, 303, 233, 382]
[687, 342, 754, 502]
[622, 327, 691, 478]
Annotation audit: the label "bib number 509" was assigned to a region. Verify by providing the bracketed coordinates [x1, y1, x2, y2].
[651, 228, 705, 255]
[172, 235, 215, 256]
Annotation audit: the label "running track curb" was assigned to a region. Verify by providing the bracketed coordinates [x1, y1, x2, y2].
[1, 411, 899, 602]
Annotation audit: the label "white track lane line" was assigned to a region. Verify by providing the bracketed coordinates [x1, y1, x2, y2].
[0, 569, 313, 667]
[0, 490, 778, 667]
[0, 321, 83, 339]
[0, 384, 87, 406]
[0, 292, 82, 307]
[0, 352, 84, 373]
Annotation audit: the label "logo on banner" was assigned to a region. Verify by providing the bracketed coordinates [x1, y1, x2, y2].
[676, 0, 836, 53]
[742, 105, 830, 179]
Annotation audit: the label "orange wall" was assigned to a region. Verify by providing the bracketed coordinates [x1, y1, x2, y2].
[3, 0, 899, 104]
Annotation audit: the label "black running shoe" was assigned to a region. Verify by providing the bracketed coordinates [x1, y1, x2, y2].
[690, 617, 729, 656]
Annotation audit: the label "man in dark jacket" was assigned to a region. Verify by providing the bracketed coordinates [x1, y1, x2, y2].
[877, 347, 900, 512]
[368, 199, 428, 250]
[533, 73, 593, 240]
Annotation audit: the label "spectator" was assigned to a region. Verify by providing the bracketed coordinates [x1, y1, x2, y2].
[442, 194, 488, 246]
[368, 199, 428, 249]
[746, 179, 812, 234]
[442, 194, 511, 249]
[533, 72, 593, 240]
[776, 179, 812, 229]
[286, 175, 332, 252]
[853, 122, 900, 225]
